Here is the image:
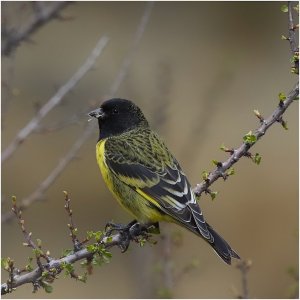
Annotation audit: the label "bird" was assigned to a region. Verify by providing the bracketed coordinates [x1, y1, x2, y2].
[89, 98, 240, 265]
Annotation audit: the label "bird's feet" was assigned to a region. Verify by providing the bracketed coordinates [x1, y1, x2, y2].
[104, 220, 157, 252]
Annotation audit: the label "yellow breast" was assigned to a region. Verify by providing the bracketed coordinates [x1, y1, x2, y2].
[96, 139, 111, 190]
[95, 138, 168, 223]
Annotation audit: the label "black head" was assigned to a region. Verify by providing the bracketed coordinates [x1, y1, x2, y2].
[88, 98, 149, 140]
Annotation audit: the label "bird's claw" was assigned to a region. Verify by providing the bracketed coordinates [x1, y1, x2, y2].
[105, 221, 129, 236]
[104, 220, 149, 252]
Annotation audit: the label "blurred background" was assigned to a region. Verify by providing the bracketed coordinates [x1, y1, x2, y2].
[1, 1, 298, 298]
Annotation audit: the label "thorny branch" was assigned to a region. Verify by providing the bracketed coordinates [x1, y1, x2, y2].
[192, 82, 298, 197]
[1, 1, 298, 296]
[64, 192, 81, 251]
[2, 2, 71, 56]
[1, 233, 137, 295]
[287, 2, 299, 54]
[1, 193, 152, 295]
[2, 86, 298, 295]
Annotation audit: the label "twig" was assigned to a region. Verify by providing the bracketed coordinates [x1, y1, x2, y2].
[2, 1, 154, 223]
[2, 125, 94, 223]
[107, 1, 154, 97]
[161, 229, 173, 297]
[63, 191, 81, 251]
[1, 35, 109, 163]
[236, 259, 252, 299]
[2, 2, 71, 56]
[287, 2, 299, 75]
[287, 2, 299, 55]
[1, 197, 152, 295]
[11, 196, 50, 265]
[193, 83, 299, 197]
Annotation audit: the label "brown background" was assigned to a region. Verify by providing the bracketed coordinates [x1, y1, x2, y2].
[2, 1, 298, 298]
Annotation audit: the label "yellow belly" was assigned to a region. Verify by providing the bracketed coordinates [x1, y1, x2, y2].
[96, 139, 165, 223]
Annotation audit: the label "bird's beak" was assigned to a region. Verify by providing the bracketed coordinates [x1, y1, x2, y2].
[88, 107, 105, 119]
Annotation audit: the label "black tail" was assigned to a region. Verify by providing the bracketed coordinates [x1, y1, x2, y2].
[206, 223, 240, 265]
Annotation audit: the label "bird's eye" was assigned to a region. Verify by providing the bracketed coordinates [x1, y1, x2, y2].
[112, 108, 119, 114]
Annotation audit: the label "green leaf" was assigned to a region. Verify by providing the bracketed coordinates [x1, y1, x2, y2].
[105, 236, 113, 243]
[86, 231, 94, 240]
[138, 237, 146, 247]
[41, 281, 53, 293]
[281, 120, 288, 130]
[202, 170, 209, 180]
[210, 191, 218, 201]
[93, 231, 103, 242]
[281, 35, 288, 40]
[278, 92, 286, 104]
[86, 231, 103, 242]
[292, 54, 299, 63]
[1, 257, 9, 271]
[25, 257, 33, 271]
[61, 262, 74, 276]
[61, 248, 73, 257]
[41, 271, 49, 278]
[86, 245, 96, 253]
[100, 248, 112, 262]
[252, 153, 262, 165]
[243, 131, 257, 144]
[11, 196, 17, 205]
[212, 159, 219, 166]
[226, 167, 235, 176]
[220, 143, 227, 151]
[32, 248, 43, 257]
[291, 67, 299, 75]
[281, 4, 288, 12]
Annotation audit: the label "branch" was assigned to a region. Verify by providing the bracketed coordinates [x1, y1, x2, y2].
[193, 82, 299, 197]
[235, 259, 252, 299]
[2, 2, 154, 223]
[2, 125, 93, 223]
[287, 1, 299, 74]
[1, 194, 154, 295]
[1, 35, 109, 163]
[2, 2, 71, 56]
[1, 223, 148, 295]
[2, 2, 297, 296]
[288, 1, 298, 54]
[106, 1, 154, 97]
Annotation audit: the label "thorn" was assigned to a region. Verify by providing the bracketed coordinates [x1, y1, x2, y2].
[244, 151, 252, 158]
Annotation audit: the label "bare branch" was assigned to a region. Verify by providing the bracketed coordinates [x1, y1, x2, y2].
[1, 35, 109, 163]
[1, 2, 154, 223]
[2, 125, 94, 223]
[2, 2, 71, 56]
[235, 259, 252, 299]
[287, 1, 299, 75]
[288, 2, 299, 54]
[106, 1, 154, 97]
[193, 83, 299, 197]
[63, 191, 81, 251]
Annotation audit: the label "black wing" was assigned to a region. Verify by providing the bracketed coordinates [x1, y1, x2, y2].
[104, 130, 213, 241]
